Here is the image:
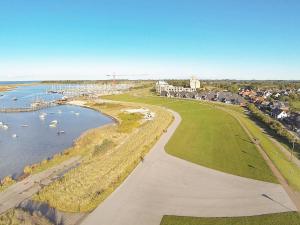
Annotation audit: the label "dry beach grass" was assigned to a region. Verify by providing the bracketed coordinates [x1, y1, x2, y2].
[33, 100, 173, 212]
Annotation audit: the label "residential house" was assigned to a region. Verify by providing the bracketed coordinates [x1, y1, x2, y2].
[271, 108, 288, 119]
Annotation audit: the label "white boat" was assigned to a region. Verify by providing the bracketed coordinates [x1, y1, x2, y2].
[49, 120, 58, 128]
[51, 120, 58, 124]
[12, 134, 17, 138]
[75, 112, 80, 116]
[2, 125, 8, 130]
[21, 124, 29, 127]
[58, 110, 62, 114]
[57, 130, 65, 135]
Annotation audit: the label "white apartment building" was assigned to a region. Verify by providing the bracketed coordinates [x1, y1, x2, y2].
[155, 81, 169, 93]
[156, 77, 200, 94]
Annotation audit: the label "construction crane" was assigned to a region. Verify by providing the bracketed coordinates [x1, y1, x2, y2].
[106, 73, 128, 86]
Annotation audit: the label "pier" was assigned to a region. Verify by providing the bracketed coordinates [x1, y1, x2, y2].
[0, 101, 58, 113]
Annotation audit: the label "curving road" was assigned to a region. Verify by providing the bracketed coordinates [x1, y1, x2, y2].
[81, 109, 296, 225]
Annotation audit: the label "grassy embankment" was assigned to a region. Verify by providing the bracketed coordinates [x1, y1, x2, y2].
[217, 103, 300, 191]
[33, 100, 173, 212]
[160, 212, 300, 225]
[0, 208, 52, 225]
[104, 93, 276, 183]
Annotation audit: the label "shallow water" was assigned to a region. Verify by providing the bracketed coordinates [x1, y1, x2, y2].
[0, 94, 113, 179]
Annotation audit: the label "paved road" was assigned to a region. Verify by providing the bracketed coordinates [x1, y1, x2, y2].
[81, 110, 296, 225]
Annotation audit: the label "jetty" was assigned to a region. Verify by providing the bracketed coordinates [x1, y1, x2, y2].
[0, 101, 58, 113]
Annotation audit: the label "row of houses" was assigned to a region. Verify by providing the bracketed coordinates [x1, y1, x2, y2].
[239, 87, 300, 135]
[156, 80, 244, 105]
[239, 87, 292, 119]
[159, 90, 244, 105]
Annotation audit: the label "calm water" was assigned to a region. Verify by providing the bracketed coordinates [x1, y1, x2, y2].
[0, 84, 63, 109]
[0, 84, 113, 179]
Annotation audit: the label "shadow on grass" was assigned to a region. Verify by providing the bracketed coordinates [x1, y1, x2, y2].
[235, 134, 254, 144]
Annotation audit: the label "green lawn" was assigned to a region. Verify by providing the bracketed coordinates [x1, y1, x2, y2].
[104, 94, 276, 183]
[160, 212, 300, 225]
[224, 107, 300, 191]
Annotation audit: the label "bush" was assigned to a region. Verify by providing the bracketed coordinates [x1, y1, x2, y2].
[93, 139, 115, 156]
[24, 165, 33, 174]
[0, 176, 16, 191]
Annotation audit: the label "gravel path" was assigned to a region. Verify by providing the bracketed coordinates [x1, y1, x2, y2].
[0, 156, 80, 214]
[81, 109, 296, 225]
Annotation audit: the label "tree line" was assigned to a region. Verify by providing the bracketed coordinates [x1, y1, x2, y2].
[247, 103, 299, 156]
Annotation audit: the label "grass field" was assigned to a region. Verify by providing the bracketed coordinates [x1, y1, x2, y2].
[160, 212, 300, 225]
[104, 93, 276, 183]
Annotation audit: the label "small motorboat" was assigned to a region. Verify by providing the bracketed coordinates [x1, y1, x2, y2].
[57, 130, 65, 135]
[49, 123, 57, 128]
[51, 120, 58, 124]
[12, 134, 17, 138]
[12, 97, 18, 101]
[49, 120, 58, 128]
[75, 112, 80, 116]
[21, 124, 29, 127]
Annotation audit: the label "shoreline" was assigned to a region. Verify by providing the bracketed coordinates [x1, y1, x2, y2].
[0, 101, 117, 185]
[0, 82, 40, 93]
[67, 100, 120, 124]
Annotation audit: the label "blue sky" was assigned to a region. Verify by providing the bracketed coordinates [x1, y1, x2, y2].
[0, 0, 300, 80]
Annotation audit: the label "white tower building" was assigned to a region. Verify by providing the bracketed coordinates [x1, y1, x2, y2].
[190, 76, 200, 89]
